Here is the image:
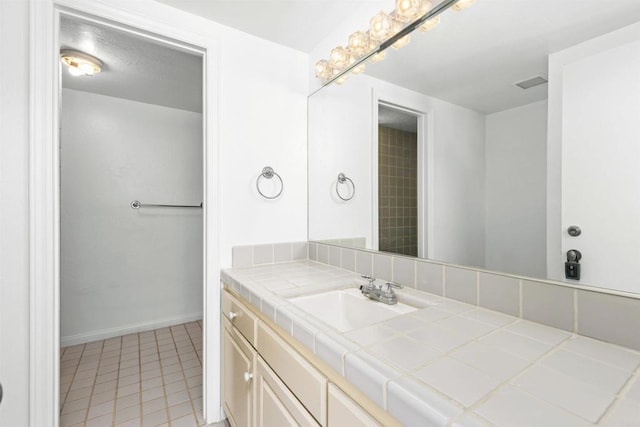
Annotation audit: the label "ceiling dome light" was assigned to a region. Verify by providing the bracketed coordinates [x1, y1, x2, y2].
[452, 0, 476, 12]
[348, 31, 370, 58]
[60, 49, 102, 77]
[369, 11, 394, 41]
[419, 15, 441, 32]
[329, 46, 350, 69]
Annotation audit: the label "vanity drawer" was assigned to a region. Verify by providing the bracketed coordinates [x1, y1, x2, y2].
[223, 289, 257, 346]
[257, 321, 327, 426]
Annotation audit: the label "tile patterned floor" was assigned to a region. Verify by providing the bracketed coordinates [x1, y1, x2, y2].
[60, 321, 216, 427]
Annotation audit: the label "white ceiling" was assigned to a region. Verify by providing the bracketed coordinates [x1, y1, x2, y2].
[153, 0, 374, 53]
[60, 16, 203, 113]
[364, 0, 640, 113]
[60, 1, 640, 115]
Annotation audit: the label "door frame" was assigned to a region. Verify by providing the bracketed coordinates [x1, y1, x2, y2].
[371, 90, 433, 258]
[29, 0, 221, 425]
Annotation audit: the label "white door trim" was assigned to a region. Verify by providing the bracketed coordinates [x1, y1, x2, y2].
[29, 1, 221, 425]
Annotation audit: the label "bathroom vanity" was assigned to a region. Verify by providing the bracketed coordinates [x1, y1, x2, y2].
[221, 259, 640, 426]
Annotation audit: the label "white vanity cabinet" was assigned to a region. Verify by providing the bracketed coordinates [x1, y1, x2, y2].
[255, 356, 320, 426]
[222, 317, 255, 427]
[328, 384, 381, 427]
[222, 288, 392, 427]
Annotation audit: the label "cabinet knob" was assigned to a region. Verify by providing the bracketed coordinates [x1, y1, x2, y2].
[229, 311, 238, 321]
[243, 372, 253, 382]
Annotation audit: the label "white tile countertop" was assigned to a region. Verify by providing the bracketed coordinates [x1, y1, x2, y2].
[221, 260, 640, 426]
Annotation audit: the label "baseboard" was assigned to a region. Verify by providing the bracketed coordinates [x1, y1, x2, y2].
[60, 312, 203, 347]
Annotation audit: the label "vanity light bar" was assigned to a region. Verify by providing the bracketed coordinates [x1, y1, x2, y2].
[317, 0, 470, 87]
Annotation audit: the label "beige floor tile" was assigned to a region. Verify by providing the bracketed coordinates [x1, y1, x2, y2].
[168, 400, 193, 420]
[61, 397, 90, 415]
[142, 397, 166, 415]
[116, 392, 140, 411]
[115, 403, 141, 423]
[60, 408, 87, 426]
[142, 408, 168, 427]
[170, 413, 197, 427]
[61, 322, 202, 427]
[116, 418, 141, 427]
[142, 385, 164, 402]
[87, 400, 115, 419]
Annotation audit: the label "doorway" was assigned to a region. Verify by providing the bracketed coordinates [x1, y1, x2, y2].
[377, 104, 421, 257]
[58, 13, 207, 426]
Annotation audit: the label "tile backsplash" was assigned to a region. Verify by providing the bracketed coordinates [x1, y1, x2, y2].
[305, 242, 640, 351]
[231, 241, 308, 268]
[229, 241, 640, 351]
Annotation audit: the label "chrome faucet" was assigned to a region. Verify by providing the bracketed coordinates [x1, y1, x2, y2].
[359, 275, 403, 305]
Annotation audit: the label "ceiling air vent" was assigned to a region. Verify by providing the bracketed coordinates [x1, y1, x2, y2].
[515, 75, 548, 90]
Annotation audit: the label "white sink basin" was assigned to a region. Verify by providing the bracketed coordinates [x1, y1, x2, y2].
[289, 288, 417, 332]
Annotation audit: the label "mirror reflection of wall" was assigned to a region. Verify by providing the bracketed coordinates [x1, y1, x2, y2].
[308, 0, 640, 295]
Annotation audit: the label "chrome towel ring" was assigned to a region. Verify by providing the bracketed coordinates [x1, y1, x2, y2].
[256, 166, 283, 199]
[336, 173, 355, 201]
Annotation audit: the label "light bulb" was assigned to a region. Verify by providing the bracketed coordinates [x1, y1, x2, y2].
[315, 59, 332, 80]
[369, 11, 394, 41]
[332, 67, 348, 85]
[452, 0, 476, 11]
[370, 50, 386, 64]
[329, 46, 350, 69]
[390, 20, 410, 49]
[79, 62, 95, 76]
[351, 63, 366, 74]
[348, 31, 370, 58]
[367, 39, 386, 63]
[394, 0, 421, 22]
[68, 65, 84, 76]
[419, 15, 440, 32]
[392, 34, 410, 49]
[335, 75, 348, 85]
[348, 56, 366, 74]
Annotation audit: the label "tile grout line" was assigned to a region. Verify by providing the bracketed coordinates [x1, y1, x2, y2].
[155, 328, 172, 427]
[60, 342, 86, 416]
[170, 324, 199, 424]
[85, 339, 107, 424]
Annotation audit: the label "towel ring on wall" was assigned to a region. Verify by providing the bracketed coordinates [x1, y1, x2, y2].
[336, 173, 355, 201]
[256, 166, 283, 199]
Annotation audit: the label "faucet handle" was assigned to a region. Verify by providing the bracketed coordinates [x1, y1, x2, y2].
[361, 274, 375, 282]
[384, 282, 403, 292]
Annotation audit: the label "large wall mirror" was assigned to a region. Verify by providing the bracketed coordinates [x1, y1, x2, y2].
[308, 0, 640, 295]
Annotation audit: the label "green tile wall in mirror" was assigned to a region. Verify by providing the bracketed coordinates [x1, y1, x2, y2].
[308, 0, 640, 295]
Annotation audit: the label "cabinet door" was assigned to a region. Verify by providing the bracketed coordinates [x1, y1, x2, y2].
[255, 357, 320, 427]
[328, 384, 381, 427]
[223, 324, 255, 427]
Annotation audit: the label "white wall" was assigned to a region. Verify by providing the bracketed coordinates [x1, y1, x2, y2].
[5, 0, 309, 423]
[548, 21, 640, 291]
[218, 33, 308, 265]
[0, 0, 30, 424]
[60, 89, 203, 344]
[309, 73, 486, 268]
[308, 78, 374, 245]
[485, 101, 547, 277]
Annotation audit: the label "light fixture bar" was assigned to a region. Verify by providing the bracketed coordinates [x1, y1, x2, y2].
[321, 0, 460, 88]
